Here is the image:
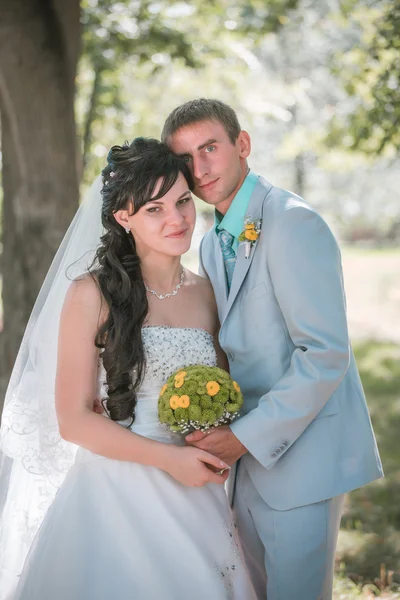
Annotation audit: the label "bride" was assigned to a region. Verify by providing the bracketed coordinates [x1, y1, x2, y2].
[0, 137, 257, 599]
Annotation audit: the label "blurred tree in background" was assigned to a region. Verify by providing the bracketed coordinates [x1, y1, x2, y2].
[0, 0, 298, 401]
[79, 0, 298, 181]
[0, 1, 399, 595]
[80, 0, 199, 171]
[328, 0, 400, 156]
[0, 0, 81, 394]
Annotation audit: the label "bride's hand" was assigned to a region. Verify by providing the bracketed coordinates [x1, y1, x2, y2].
[164, 446, 230, 487]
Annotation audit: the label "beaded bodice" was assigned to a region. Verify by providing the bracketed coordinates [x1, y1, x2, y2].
[97, 326, 217, 443]
[141, 326, 217, 380]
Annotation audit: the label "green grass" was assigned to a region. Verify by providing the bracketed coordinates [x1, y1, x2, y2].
[1, 246, 399, 597]
[333, 340, 400, 598]
[183, 246, 400, 597]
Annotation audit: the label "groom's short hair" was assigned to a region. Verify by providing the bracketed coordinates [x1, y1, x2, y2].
[161, 99, 241, 145]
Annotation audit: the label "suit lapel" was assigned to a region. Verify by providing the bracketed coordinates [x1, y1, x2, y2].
[225, 461, 236, 506]
[211, 229, 229, 315]
[221, 177, 272, 326]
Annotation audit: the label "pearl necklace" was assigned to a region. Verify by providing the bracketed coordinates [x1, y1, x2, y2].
[145, 269, 185, 300]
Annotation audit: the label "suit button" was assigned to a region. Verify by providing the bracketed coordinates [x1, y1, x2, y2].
[279, 444, 286, 451]
[271, 451, 278, 458]
[227, 352, 235, 361]
[283, 440, 289, 447]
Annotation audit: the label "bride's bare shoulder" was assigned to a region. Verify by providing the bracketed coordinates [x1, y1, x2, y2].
[68, 271, 100, 297]
[184, 269, 216, 303]
[62, 272, 107, 320]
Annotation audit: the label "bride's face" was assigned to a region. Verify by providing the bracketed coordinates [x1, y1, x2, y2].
[128, 173, 196, 257]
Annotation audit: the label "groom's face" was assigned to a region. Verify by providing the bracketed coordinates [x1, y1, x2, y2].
[167, 120, 250, 214]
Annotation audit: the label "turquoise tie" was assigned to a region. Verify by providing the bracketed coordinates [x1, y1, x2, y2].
[218, 229, 236, 291]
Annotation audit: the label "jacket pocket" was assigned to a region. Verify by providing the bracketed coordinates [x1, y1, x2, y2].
[241, 282, 269, 305]
[314, 394, 339, 419]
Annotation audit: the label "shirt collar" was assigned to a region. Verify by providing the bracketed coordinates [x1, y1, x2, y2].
[214, 170, 259, 239]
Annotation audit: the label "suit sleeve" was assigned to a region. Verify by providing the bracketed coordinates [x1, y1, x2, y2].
[230, 206, 350, 470]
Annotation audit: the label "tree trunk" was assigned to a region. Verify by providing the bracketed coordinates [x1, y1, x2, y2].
[294, 153, 306, 198]
[0, 0, 81, 416]
[83, 65, 102, 170]
[290, 103, 306, 198]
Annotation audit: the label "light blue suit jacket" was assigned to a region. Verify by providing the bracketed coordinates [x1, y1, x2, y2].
[200, 177, 383, 511]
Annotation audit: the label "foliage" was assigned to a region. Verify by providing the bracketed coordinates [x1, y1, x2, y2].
[78, 0, 200, 171]
[336, 341, 400, 590]
[327, 1, 400, 156]
[77, 0, 299, 183]
[76, 0, 400, 237]
[231, 0, 400, 237]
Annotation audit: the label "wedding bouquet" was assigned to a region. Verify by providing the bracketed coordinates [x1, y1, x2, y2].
[158, 365, 244, 434]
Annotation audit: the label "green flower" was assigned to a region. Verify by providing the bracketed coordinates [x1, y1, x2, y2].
[214, 388, 229, 404]
[214, 404, 225, 420]
[159, 408, 173, 423]
[196, 386, 208, 395]
[162, 389, 174, 403]
[188, 394, 201, 406]
[201, 409, 217, 425]
[170, 424, 183, 432]
[175, 407, 188, 423]
[166, 413, 176, 425]
[182, 380, 197, 395]
[215, 369, 231, 383]
[200, 396, 212, 409]
[162, 397, 172, 410]
[229, 390, 244, 409]
[188, 405, 202, 421]
[226, 402, 241, 413]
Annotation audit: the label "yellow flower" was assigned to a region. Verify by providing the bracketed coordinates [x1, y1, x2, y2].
[245, 223, 255, 230]
[206, 381, 220, 396]
[244, 229, 258, 241]
[174, 371, 187, 388]
[233, 381, 241, 393]
[160, 384, 168, 396]
[178, 395, 190, 408]
[170, 395, 180, 410]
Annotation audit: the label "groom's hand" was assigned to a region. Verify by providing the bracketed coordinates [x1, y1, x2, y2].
[185, 426, 247, 466]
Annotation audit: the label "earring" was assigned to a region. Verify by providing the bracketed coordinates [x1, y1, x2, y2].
[125, 227, 130, 234]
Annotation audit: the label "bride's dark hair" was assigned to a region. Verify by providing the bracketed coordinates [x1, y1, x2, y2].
[93, 137, 193, 422]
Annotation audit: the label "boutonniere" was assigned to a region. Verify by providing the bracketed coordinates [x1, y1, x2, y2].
[238, 218, 262, 259]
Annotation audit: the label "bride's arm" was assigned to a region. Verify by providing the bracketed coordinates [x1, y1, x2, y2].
[197, 275, 229, 371]
[55, 277, 228, 486]
[214, 329, 229, 372]
[56, 276, 163, 465]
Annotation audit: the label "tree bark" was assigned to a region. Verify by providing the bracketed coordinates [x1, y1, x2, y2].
[83, 65, 102, 170]
[294, 153, 306, 198]
[0, 0, 81, 415]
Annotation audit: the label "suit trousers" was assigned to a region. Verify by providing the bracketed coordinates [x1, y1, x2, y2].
[233, 462, 345, 600]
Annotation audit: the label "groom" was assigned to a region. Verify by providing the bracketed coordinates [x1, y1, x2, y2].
[162, 99, 383, 600]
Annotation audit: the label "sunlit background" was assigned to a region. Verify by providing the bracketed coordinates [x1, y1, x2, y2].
[0, 0, 399, 597]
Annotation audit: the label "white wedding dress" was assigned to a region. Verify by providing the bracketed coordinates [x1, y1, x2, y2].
[13, 326, 257, 600]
